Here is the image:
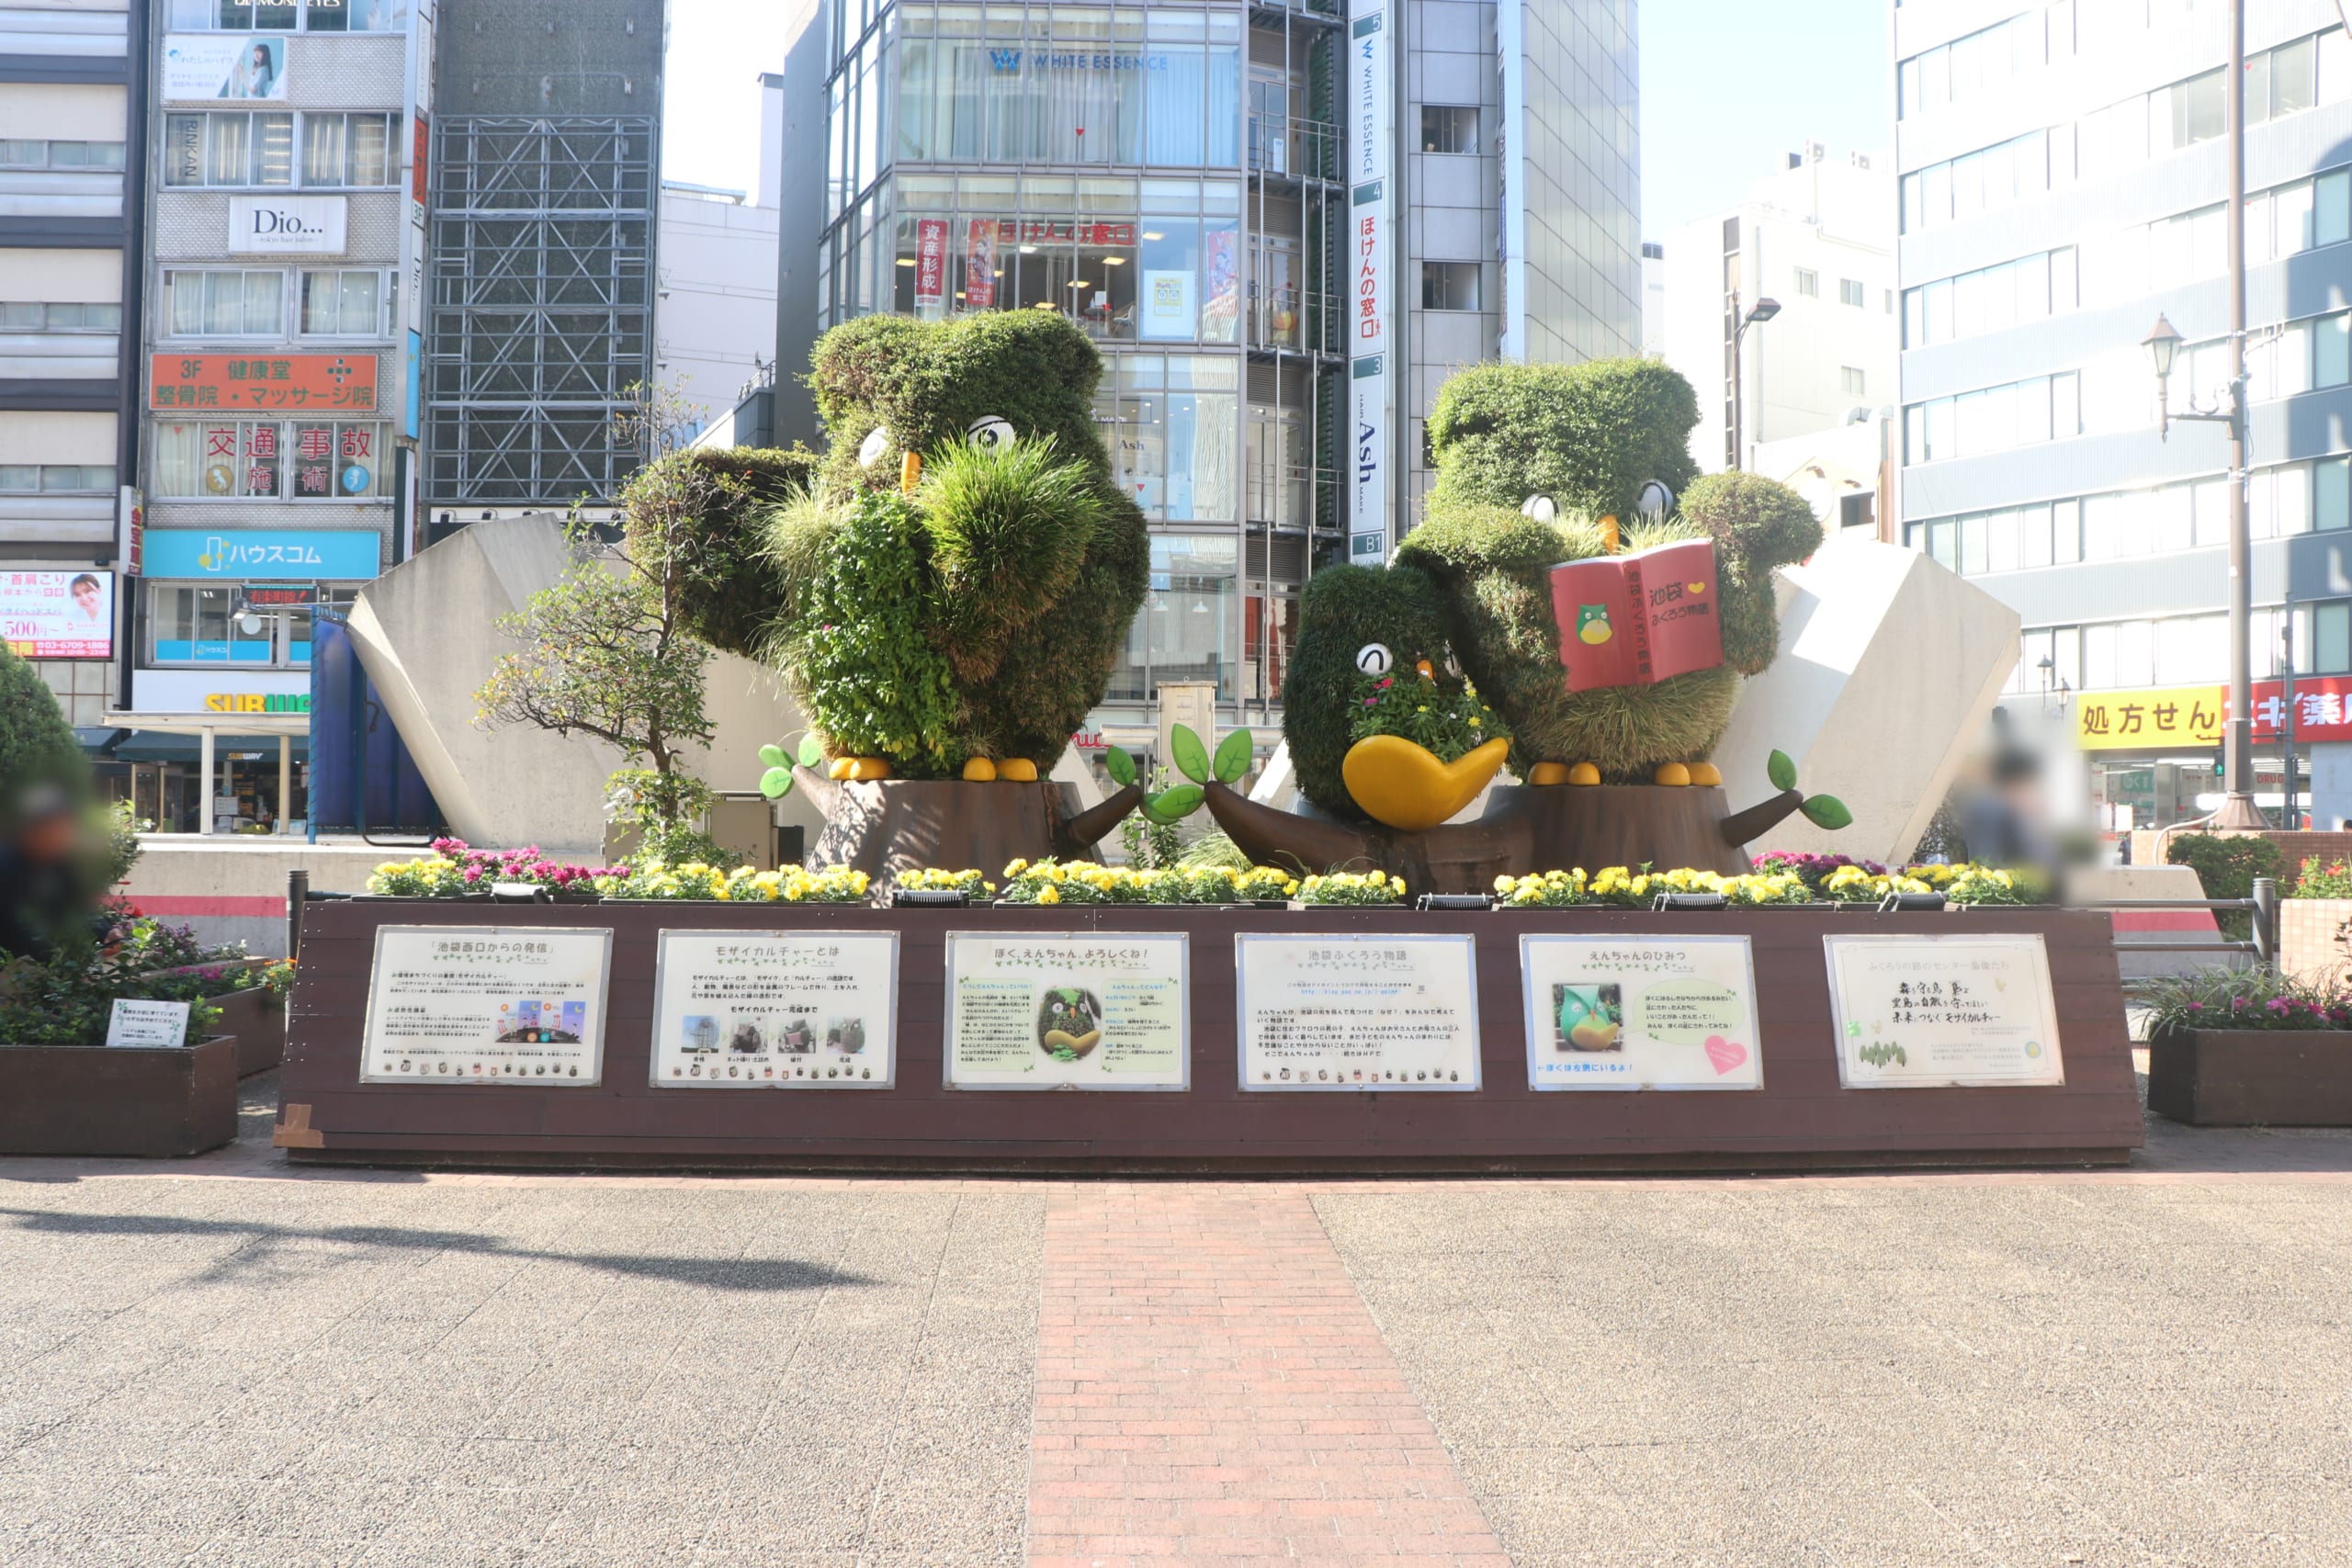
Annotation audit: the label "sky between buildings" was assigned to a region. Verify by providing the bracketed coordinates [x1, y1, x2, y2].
[658, 0, 1894, 244]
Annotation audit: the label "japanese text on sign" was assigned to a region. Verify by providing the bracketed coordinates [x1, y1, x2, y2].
[360, 926, 612, 1085]
[1236, 933, 1479, 1090]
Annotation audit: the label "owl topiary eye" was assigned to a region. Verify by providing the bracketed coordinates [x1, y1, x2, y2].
[1355, 643, 1393, 676]
[967, 414, 1015, 451]
[1519, 495, 1556, 522]
[856, 425, 891, 468]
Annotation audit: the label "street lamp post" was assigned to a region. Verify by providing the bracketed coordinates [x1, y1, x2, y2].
[1728, 293, 1781, 472]
[2142, 0, 2261, 828]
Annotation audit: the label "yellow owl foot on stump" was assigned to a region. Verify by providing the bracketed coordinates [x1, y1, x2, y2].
[1651, 761, 1722, 787]
[827, 757, 893, 781]
[959, 758, 1038, 782]
[1528, 762, 1570, 786]
[961, 758, 999, 782]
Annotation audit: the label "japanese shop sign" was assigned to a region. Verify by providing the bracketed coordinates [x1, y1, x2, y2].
[359, 926, 614, 1085]
[1, 570, 113, 660]
[1236, 934, 1479, 1090]
[1519, 935, 1763, 1091]
[650, 930, 899, 1089]
[1824, 934, 2064, 1089]
[143, 528, 381, 581]
[226, 195, 348, 254]
[944, 931, 1189, 1089]
[150, 353, 377, 412]
[1347, 0, 1393, 559]
[2075, 676, 2352, 750]
[913, 218, 948, 307]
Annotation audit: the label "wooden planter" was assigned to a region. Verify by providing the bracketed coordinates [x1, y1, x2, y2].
[0, 1035, 240, 1157]
[2146, 1027, 2352, 1126]
[208, 986, 288, 1077]
[793, 769, 1140, 881]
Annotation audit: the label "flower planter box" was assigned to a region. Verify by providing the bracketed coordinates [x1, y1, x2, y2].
[207, 985, 287, 1077]
[2145, 1027, 2352, 1126]
[0, 1035, 240, 1157]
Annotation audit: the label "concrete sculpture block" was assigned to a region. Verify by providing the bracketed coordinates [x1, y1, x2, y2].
[1712, 536, 2019, 865]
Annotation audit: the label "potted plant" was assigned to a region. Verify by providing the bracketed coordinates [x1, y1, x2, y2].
[0, 951, 239, 1157]
[2139, 965, 2352, 1127]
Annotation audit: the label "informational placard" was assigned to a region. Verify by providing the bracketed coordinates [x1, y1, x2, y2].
[359, 926, 612, 1085]
[944, 931, 1188, 1089]
[1, 570, 112, 660]
[107, 999, 190, 1049]
[650, 930, 898, 1089]
[1520, 934, 1763, 1091]
[1237, 934, 1479, 1090]
[1824, 934, 2064, 1089]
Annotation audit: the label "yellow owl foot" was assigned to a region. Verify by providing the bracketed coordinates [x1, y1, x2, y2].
[961, 758, 999, 782]
[1651, 762, 1722, 787]
[1528, 762, 1570, 785]
[828, 756, 894, 781]
[996, 759, 1038, 782]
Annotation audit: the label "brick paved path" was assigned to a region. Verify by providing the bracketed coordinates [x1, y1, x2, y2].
[1027, 1187, 1509, 1568]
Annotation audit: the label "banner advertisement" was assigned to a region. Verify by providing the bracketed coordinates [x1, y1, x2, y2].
[965, 219, 999, 310]
[914, 218, 948, 309]
[1824, 934, 2064, 1089]
[1201, 228, 1239, 343]
[944, 931, 1189, 1089]
[359, 926, 613, 1085]
[162, 34, 288, 101]
[1520, 935, 1762, 1090]
[2075, 676, 2352, 750]
[649, 930, 899, 1088]
[1236, 933, 1480, 1090]
[1, 570, 114, 660]
[1346, 0, 1393, 558]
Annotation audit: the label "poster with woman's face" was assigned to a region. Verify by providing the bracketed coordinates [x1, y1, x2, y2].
[161, 35, 287, 103]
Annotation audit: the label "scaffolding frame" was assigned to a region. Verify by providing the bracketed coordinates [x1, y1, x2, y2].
[424, 115, 659, 508]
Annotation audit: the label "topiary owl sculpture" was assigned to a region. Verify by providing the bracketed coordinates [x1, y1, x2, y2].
[758, 310, 1149, 782]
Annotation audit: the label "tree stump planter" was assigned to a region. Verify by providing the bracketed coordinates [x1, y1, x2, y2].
[792, 767, 1138, 881]
[2145, 1027, 2352, 1126]
[0, 1035, 240, 1156]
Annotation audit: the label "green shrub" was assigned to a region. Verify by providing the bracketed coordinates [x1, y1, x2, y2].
[1676, 470, 1823, 674]
[1425, 357, 1701, 520]
[2293, 854, 2352, 897]
[0, 643, 83, 821]
[624, 445, 819, 659]
[2166, 832, 2284, 939]
[1279, 564, 1455, 821]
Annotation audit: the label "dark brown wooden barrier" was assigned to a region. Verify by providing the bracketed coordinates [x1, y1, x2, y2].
[274, 901, 2143, 1171]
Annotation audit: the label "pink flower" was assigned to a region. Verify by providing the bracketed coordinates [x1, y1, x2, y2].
[1363, 697, 1376, 708]
[462, 866, 482, 885]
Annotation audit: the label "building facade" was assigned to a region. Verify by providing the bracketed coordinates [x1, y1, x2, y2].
[1894, 1, 2352, 830]
[1657, 141, 1896, 479]
[778, 0, 1638, 737]
[3, 0, 144, 726]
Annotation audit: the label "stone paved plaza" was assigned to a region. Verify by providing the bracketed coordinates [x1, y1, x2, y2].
[3, 1077, 2348, 1568]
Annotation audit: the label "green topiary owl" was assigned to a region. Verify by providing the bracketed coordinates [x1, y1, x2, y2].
[759, 310, 1149, 779]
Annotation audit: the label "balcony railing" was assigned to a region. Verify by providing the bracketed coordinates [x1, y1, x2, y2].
[1244, 286, 1339, 355]
[1247, 114, 1339, 182]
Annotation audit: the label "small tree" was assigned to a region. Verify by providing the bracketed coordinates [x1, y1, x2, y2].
[475, 382, 728, 859]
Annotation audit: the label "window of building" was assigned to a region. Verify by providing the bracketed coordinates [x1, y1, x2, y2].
[164, 270, 285, 337]
[1091, 354, 1238, 526]
[165, 0, 403, 31]
[163, 113, 294, 186]
[152, 419, 386, 500]
[1838, 276, 1864, 308]
[300, 113, 396, 186]
[1795, 267, 1818, 297]
[1420, 106, 1478, 154]
[145, 581, 361, 668]
[0, 140, 127, 169]
[1107, 532, 1239, 703]
[0, 465, 115, 493]
[1840, 366, 1866, 397]
[1421, 261, 1479, 311]
[0, 302, 122, 332]
[299, 269, 386, 336]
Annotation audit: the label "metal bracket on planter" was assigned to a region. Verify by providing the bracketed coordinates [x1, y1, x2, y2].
[1879, 892, 1949, 912]
[891, 889, 970, 908]
[492, 882, 553, 903]
[1416, 894, 1494, 911]
[1654, 892, 1729, 912]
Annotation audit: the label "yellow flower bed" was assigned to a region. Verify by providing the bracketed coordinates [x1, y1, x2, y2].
[592, 861, 871, 902]
[1298, 871, 1408, 906]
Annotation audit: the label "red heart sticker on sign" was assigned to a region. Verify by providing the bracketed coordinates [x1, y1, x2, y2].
[1703, 1035, 1747, 1076]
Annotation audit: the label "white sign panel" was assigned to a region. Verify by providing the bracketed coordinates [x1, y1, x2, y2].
[649, 930, 899, 1089]
[1346, 0, 1393, 559]
[1, 570, 112, 660]
[360, 926, 613, 1084]
[107, 999, 191, 1048]
[944, 931, 1189, 1089]
[1138, 268, 1197, 341]
[227, 195, 348, 255]
[1237, 933, 1479, 1090]
[163, 35, 288, 101]
[1824, 934, 2064, 1089]
[1520, 935, 1763, 1091]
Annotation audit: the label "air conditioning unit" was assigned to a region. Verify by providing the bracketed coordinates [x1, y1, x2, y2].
[1849, 151, 1872, 170]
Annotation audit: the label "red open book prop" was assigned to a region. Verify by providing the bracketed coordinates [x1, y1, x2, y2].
[1548, 537, 1725, 692]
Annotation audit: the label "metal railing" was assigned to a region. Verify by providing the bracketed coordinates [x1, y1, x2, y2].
[2073, 874, 2278, 968]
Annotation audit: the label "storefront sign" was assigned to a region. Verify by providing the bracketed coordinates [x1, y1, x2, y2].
[1236, 933, 1479, 1089]
[1347, 0, 1394, 558]
[1824, 934, 2064, 1089]
[107, 999, 190, 1049]
[203, 692, 310, 714]
[2075, 676, 2352, 750]
[1, 570, 113, 660]
[984, 48, 1170, 73]
[914, 218, 948, 307]
[143, 528, 380, 581]
[240, 583, 320, 609]
[360, 926, 613, 1085]
[965, 219, 999, 309]
[1011, 219, 1136, 246]
[650, 930, 899, 1089]
[1519, 935, 1763, 1090]
[118, 485, 143, 577]
[151, 351, 377, 412]
[944, 931, 1189, 1089]
[162, 34, 288, 101]
[132, 668, 309, 714]
[226, 194, 348, 254]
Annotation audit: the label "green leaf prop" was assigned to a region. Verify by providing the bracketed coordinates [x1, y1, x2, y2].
[1143, 784, 1204, 824]
[759, 766, 795, 800]
[1800, 794, 1853, 830]
[758, 744, 787, 769]
[1213, 727, 1252, 785]
[1767, 749, 1798, 793]
[797, 733, 826, 769]
[1170, 723, 1211, 784]
[1103, 743, 1136, 788]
